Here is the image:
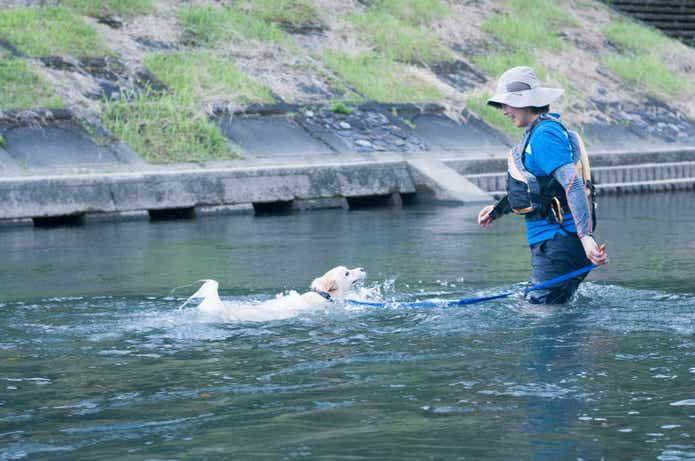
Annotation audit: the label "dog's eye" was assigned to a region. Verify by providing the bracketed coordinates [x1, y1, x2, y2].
[345, 271, 349, 276]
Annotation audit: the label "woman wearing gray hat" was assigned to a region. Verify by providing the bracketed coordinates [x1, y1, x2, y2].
[477, 66, 608, 304]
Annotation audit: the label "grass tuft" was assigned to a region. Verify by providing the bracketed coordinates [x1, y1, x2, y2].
[240, 0, 323, 27]
[505, 0, 576, 28]
[0, 57, 63, 110]
[145, 51, 274, 105]
[0, 6, 108, 57]
[61, 0, 154, 17]
[178, 5, 288, 46]
[604, 54, 689, 97]
[330, 101, 353, 114]
[370, 0, 451, 26]
[324, 51, 441, 102]
[478, 0, 574, 77]
[103, 91, 236, 164]
[602, 21, 670, 54]
[601, 19, 691, 99]
[482, 15, 563, 53]
[348, 10, 450, 63]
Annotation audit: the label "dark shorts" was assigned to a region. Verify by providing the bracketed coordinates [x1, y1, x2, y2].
[527, 233, 591, 304]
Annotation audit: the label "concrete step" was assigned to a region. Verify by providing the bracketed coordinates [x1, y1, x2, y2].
[592, 161, 695, 183]
[407, 158, 492, 204]
[465, 171, 506, 193]
[465, 161, 695, 195]
[597, 177, 695, 193]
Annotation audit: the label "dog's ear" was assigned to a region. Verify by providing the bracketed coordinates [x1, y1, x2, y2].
[311, 275, 337, 293]
[324, 277, 337, 292]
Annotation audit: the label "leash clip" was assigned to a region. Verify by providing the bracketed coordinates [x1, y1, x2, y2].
[550, 196, 563, 224]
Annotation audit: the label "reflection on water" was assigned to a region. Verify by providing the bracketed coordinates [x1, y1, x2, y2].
[1, 193, 694, 460]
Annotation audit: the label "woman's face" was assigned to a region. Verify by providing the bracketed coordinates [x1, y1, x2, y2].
[500, 104, 537, 128]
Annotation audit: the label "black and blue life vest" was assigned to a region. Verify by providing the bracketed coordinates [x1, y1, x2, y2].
[494, 114, 596, 229]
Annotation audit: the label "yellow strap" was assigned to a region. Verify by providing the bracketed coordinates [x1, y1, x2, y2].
[507, 149, 526, 182]
[512, 206, 534, 214]
[552, 196, 564, 224]
[576, 134, 591, 182]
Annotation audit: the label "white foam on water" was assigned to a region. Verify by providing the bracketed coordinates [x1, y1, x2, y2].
[671, 399, 695, 406]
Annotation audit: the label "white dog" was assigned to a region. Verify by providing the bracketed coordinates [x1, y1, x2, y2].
[185, 266, 366, 322]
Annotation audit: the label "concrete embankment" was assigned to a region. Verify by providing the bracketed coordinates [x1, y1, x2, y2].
[1, 146, 694, 227]
[0, 160, 415, 225]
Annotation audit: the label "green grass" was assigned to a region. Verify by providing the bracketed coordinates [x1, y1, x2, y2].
[330, 101, 353, 114]
[103, 92, 237, 163]
[61, 0, 154, 17]
[370, 0, 451, 26]
[0, 57, 63, 110]
[601, 19, 691, 99]
[467, 91, 521, 138]
[349, 10, 450, 63]
[483, 14, 564, 53]
[602, 20, 670, 54]
[506, 0, 576, 28]
[178, 5, 288, 46]
[324, 51, 442, 102]
[240, 0, 323, 26]
[604, 54, 689, 97]
[478, 0, 575, 77]
[145, 51, 274, 105]
[0, 6, 108, 57]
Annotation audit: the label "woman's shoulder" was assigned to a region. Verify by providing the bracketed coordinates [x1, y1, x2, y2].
[531, 117, 569, 143]
[535, 116, 567, 134]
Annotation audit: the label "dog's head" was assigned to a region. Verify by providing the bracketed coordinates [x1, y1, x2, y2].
[310, 266, 366, 299]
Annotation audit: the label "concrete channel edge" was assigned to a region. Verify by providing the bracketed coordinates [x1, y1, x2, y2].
[1, 146, 694, 226]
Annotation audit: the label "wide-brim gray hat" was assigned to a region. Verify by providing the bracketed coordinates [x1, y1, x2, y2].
[486, 66, 564, 108]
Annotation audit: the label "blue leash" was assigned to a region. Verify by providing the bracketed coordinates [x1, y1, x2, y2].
[345, 264, 598, 308]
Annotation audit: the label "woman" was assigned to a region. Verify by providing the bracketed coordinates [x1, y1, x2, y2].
[477, 66, 608, 304]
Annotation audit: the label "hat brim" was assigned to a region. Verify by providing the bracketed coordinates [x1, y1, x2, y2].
[486, 87, 564, 108]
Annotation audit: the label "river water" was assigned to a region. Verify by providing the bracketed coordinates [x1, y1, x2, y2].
[1, 192, 694, 460]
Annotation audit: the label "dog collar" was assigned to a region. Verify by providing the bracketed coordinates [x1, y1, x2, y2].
[312, 289, 332, 301]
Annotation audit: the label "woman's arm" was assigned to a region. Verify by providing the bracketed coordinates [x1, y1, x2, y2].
[553, 163, 607, 265]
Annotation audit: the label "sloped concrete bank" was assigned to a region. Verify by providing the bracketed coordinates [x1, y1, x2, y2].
[1, 146, 695, 227]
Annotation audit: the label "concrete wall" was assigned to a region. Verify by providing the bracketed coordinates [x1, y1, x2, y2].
[2, 147, 695, 225]
[0, 161, 416, 221]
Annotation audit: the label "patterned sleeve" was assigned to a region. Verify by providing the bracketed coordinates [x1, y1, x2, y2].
[552, 163, 592, 237]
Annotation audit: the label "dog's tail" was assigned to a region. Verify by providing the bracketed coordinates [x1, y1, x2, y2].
[177, 279, 224, 311]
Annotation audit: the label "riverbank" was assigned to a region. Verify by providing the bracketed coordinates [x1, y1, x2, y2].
[2, 1, 695, 226]
[2, 144, 694, 226]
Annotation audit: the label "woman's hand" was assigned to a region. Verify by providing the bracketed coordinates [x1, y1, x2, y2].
[478, 205, 495, 229]
[580, 236, 608, 265]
